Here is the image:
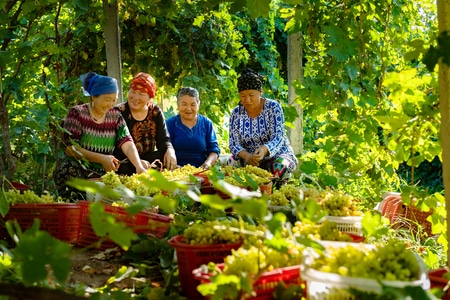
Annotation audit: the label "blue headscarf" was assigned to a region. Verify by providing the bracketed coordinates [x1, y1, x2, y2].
[80, 72, 118, 96]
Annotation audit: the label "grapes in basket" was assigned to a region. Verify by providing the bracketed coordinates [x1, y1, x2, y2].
[4, 189, 59, 204]
[309, 239, 421, 281]
[221, 165, 273, 188]
[303, 187, 363, 217]
[268, 184, 303, 206]
[101, 171, 159, 196]
[292, 219, 354, 242]
[182, 218, 263, 245]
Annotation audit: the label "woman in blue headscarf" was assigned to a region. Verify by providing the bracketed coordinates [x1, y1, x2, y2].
[54, 72, 146, 200]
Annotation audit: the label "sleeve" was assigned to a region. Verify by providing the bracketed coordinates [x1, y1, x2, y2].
[115, 113, 133, 148]
[155, 107, 174, 153]
[63, 107, 83, 145]
[228, 107, 245, 156]
[265, 101, 287, 158]
[204, 116, 221, 155]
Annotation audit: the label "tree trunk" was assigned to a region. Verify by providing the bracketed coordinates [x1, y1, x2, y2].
[103, 0, 123, 103]
[436, 0, 450, 266]
[0, 92, 16, 182]
[287, 32, 303, 161]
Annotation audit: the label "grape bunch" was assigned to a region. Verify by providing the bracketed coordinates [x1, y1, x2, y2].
[182, 218, 263, 245]
[222, 165, 273, 186]
[223, 241, 304, 276]
[268, 184, 302, 206]
[101, 171, 158, 196]
[292, 220, 353, 242]
[4, 190, 56, 204]
[309, 239, 421, 281]
[161, 164, 203, 181]
[302, 187, 363, 216]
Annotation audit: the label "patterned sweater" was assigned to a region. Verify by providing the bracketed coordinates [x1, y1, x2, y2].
[229, 98, 298, 167]
[63, 103, 132, 171]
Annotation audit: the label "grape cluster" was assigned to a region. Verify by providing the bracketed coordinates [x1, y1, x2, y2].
[182, 218, 263, 245]
[4, 190, 57, 204]
[101, 171, 158, 196]
[292, 220, 353, 242]
[223, 241, 304, 276]
[161, 164, 203, 181]
[268, 184, 302, 206]
[302, 188, 362, 216]
[310, 239, 421, 281]
[222, 165, 273, 186]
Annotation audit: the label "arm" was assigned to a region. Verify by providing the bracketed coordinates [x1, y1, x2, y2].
[201, 116, 220, 169]
[65, 145, 120, 173]
[263, 101, 287, 158]
[121, 141, 146, 174]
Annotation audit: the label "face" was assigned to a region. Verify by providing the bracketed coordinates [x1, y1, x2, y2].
[238, 89, 262, 111]
[127, 88, 150, 111]
[91, 93, 118, 114]
[178, 95, 199, 121]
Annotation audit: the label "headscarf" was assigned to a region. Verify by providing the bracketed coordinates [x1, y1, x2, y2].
[130, 72, 157, 98]
[237, 68, 264, 92]
[80, 72, 118, 96]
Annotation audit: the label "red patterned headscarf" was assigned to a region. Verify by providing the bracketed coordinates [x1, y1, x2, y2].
[130, 72, 157, 98]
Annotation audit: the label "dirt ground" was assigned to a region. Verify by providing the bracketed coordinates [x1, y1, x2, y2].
[67, 246, 129, 288]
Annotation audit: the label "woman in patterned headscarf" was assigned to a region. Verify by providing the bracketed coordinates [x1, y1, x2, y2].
[114, 72, 177, 175]
[228, 68, 298, 185]
[54, 72, 146, 200]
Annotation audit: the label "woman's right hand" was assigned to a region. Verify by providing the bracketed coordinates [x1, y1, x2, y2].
[164, 148, 177, 170]
[101, 155, 119, 172]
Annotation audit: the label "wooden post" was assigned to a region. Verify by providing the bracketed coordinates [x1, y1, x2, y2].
[103, 0, 123, 103]
[436, 0, 450, 265]
[287, 32, 303, 162]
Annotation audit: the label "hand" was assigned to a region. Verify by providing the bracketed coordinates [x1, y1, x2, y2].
[141, 159, 151, 169]
[164, 148, 177, 170]
[101, 155, 119, 172]
[135, 166, 147, 174]
[253, 146, 268, 160]
[246, 154, 261, 166]
[200, 162, 211, 170]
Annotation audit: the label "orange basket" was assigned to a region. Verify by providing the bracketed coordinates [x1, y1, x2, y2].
[168, 235, 242, 300]
[193, 263, 304, 300]
[0, 203, 81, 244]
[381, 195, 405, 224]
[403, 205, 433, 236]
[77, 201, 173, 250]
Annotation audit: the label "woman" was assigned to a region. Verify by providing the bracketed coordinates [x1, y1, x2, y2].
[54, 72, 146, 199]
[228, 68, 298, 184]
[166, 87, 220, 168]
[114, 72, 177, 175]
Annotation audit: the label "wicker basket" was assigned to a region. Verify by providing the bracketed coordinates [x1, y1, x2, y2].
[0, 203, 81, 244]
[193, 263, 304, 300]
[403, 205, 433, 236]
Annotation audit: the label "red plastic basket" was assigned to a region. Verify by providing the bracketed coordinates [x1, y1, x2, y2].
[77, 201, 173, 250]
[168, 235, 242, 300]
[193, 263, 304, 300]
[10, 182, 31, 194]
[380, 195, 405, 224]
[428, 268, 450, 299]
[0, 203, 81, 244]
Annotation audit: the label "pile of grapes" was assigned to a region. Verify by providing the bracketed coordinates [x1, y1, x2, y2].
[182, 218, 263, 245]
[291, 219, 353, 242]
[222, 165, 273, 186]
[222, 241, 304, 276]
[101, 171, 159, 196]
[161, 164, 203, 181]
[268, 184, 302, 206]
[308, 239, 421, 281]
[302, 188, 363, 216]
[4, 190, 57, 204]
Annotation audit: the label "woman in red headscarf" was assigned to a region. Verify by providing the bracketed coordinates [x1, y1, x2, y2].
[114, 72, 177, 175]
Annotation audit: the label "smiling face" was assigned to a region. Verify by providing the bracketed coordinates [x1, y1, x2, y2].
[91, 93, 118, 114]
[238, 89, 262, 112]
[127, 88, 150, 111]
[178, 94, 199, 122]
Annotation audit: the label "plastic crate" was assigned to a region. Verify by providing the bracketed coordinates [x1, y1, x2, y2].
[168, 235, 242, 300]
[381, 195, 405, 224]
[193, 263, 303, 300]
[301, 241, 430, 300]
[77, 201, 172, 250]
[0, 203, 81, 244]
[428, 268, 450, 300]
[10, 182, 31, 194]
[403, 205, 433, 236]
[319, 216, 363, 236]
